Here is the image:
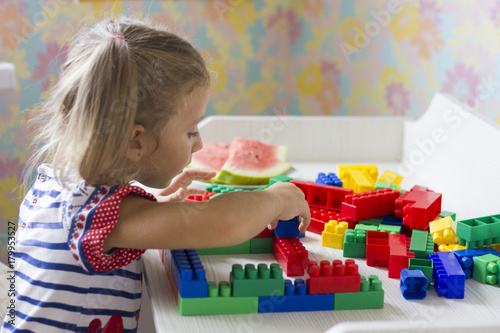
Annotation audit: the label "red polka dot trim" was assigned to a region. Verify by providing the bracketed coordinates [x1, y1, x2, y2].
[82, 185, 156, 271]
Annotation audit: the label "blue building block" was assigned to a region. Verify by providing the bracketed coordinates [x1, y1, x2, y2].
[428, 251, 465, 299]
[381, 215, 403, 226]
[275, 217, 301, 238]
[316, 172, 343, 187]
[258, 279, 334, 313]
[400, 269, 428, 300]
[168, 249, 208, 298]
[453, 247, 500, 279]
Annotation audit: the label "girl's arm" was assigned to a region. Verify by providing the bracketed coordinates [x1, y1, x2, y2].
[103, 182, 310, 251]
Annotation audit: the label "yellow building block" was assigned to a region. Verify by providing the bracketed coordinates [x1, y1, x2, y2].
[377, 170, 403, 190]
[429, 216, 457, 245]
[338, 164, 378, 183]
[438, 244, 467, 252]
[339, 169, 375, 193]
[321, 220, 349, 249]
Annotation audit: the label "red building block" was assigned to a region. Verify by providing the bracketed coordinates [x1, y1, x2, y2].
[272, 237, 310, 276]
[291, 180, 353, 211]
[185, 192, 216, 202]
[309, 208, 355, 235]
[388, 234, 415, 278]
[395, 186, 442, 230]
[306, 259, 361, 294]
[341, 188, 400, 222]
[366, 231, 390, 267]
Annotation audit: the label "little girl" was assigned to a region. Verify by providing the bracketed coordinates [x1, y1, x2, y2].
[2, 18, 310, 333]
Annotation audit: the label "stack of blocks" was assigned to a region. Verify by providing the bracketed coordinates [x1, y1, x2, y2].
[165, 249, 384, 314]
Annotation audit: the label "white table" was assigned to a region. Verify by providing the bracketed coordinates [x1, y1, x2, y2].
[141, 93, 500, 333]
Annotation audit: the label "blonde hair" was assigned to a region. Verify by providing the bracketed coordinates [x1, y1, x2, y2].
[26, 17, 210, 187]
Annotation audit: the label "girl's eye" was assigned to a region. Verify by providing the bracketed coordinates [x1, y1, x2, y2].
[188, 132, 199, 138]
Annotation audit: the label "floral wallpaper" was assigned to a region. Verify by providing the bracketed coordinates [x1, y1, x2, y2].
[2, 0, 500, 262]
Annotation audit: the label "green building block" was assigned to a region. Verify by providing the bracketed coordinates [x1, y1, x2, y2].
[250, 237, 273, 254]
[472, 254, 500, 285]
[457, 214, 500, 248]
[375, 181, 397, 190]
[358, 218, 382, 226]
[377, 224, 401, 234]
[178, 281, 258, 315]
[231, 263, 285, 297]
[355, 224, 378, 232]
[409, 229, 434, 259]
[408, 258, 433, 290]
[439, 210, 456, 221]
[334, 275, 384, 310]
[197, 240, 251, 255]
[343, 229, 367, 258]
[269, 175, 293, 184]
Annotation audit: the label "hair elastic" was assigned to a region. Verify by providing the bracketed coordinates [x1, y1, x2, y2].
[114, 35, 126, 42]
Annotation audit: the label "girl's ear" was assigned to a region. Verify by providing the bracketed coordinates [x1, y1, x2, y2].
[125, 124, 146, 162]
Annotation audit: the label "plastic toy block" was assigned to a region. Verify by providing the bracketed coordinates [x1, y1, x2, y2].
[381, 215, 403, 226]
[377, 224, 401, 234]
[250, 237, 273, 254]
[408, 258, 433, 289]
[429, 216, 457, 245]
[333, 275, 384, 310]
[168, 249, 208, 298]
[205, 184, 248, 194]
[306, 259, 361, 294]
[258, 279, 334, 313]
[377, 170, 403, 190]
[343, 229, 367, 258]
[438, 244, 467, 252]
[230, 263, 285, 297]
[321, 220, 349, 249]
[272, 237, 309, 276]
[439, 210, 456, 221]
[355, 224, 379, 232]
[254, 226, 274, 238]
[185, 191, 216, 202]
[309, 208, 341, 234]
[269, 174, 293, 184]
[388, 234, 415, 278]
[338, 164, 378, 183]
[456, 214, 500, 248]
[291, 180, 353, 211]
[395, 185, 442, 230]
[178, 281, 258, 315]
[339, 169, 376, 194]
[428, 251, 466, 298]
[358, 217, 382, 226]
[275, 217, 300, 238]
[316, 172, 343, 187]
[453, 248, 500, 279]
[472, 254, 500, 285]
[366, 231, 390, 267]
[375, 181, 398, 191]
[341, 188, 400, 222]
[400, 269, 428, 300]
[409, 229, 434, 259]
[197, 239, 251, 255]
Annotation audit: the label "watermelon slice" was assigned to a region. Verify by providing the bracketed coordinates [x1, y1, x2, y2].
[217, 138, 291, 185]
[190, 138, 291, 185]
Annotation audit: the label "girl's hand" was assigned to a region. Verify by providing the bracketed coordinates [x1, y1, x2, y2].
[264, 182, 311, 233]
[157, 168, 217, 202]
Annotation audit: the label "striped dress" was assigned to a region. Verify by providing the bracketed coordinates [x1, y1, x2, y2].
[2, 165, 156, 333]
